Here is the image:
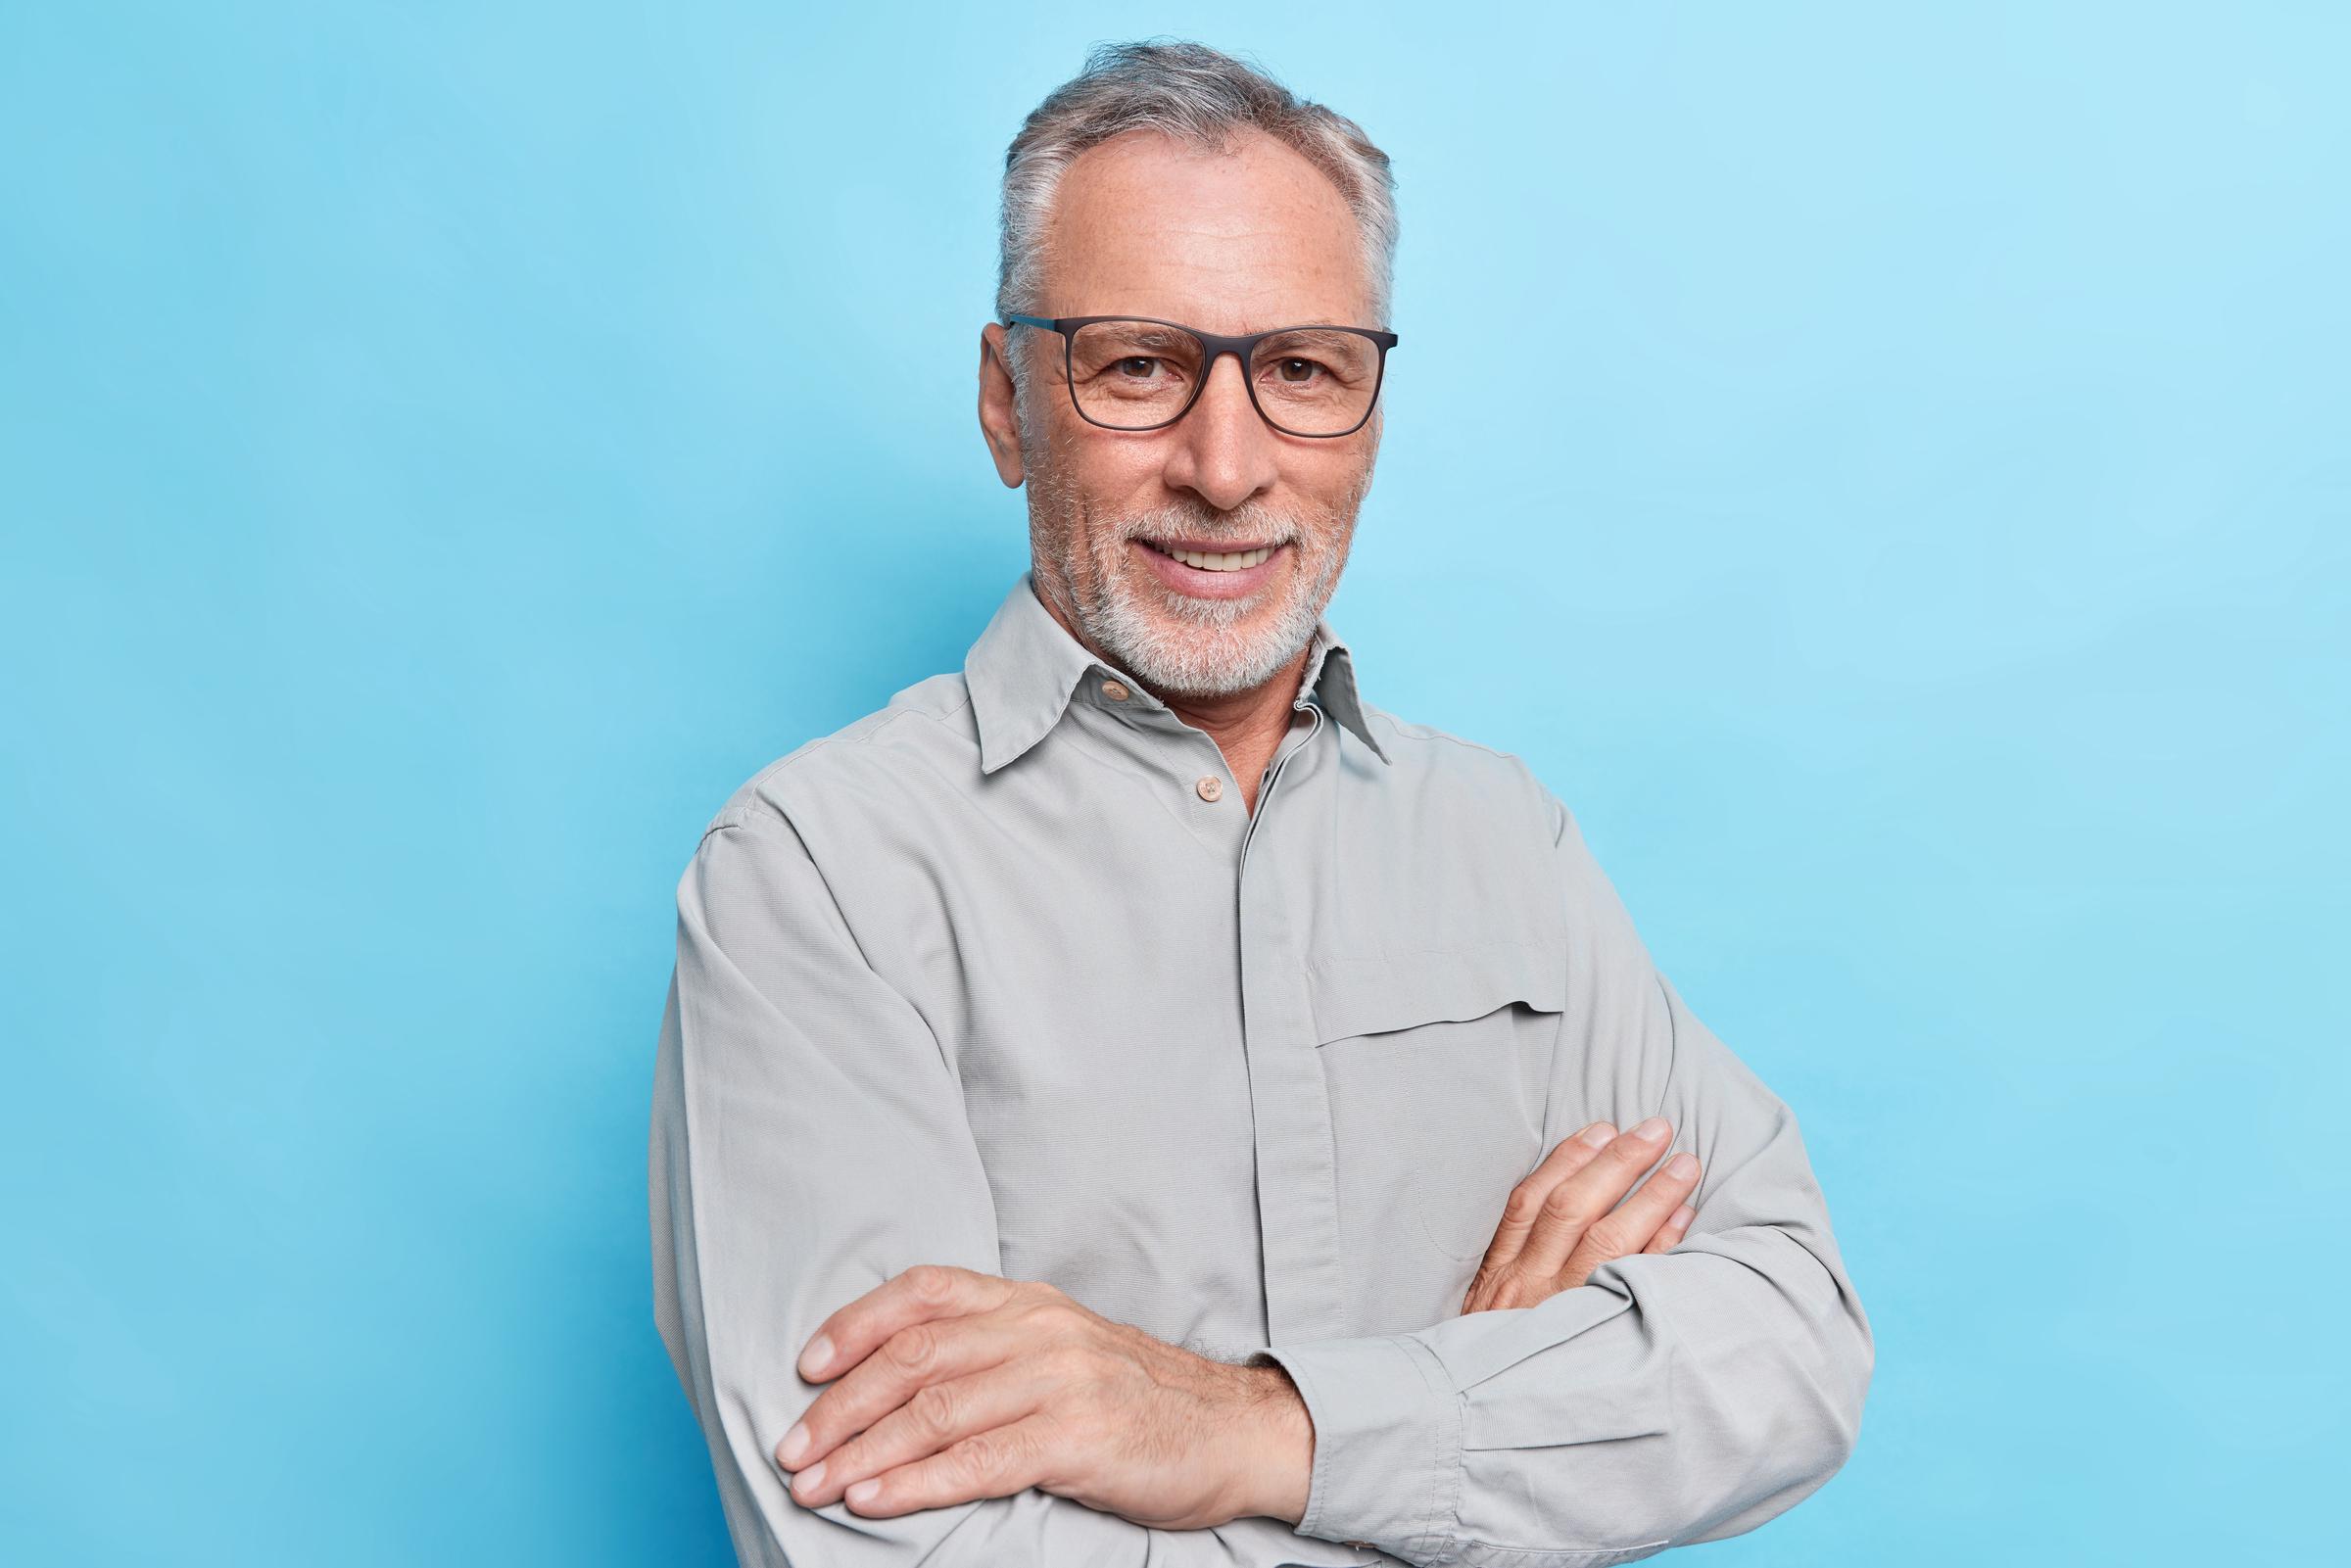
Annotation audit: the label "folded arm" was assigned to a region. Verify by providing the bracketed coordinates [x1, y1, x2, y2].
[1258, 793, 1876, 1566]
[648, 805, 1395, 1566]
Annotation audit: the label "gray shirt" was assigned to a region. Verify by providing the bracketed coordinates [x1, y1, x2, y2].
[648, 571, 1874, 1567]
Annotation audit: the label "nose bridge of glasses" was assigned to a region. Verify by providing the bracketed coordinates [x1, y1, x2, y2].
[1197, 339, 1252, 394]
[1182, 342, 1273, 437]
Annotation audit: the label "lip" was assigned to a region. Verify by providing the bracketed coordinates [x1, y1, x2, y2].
[1131, 537, 1289, 599]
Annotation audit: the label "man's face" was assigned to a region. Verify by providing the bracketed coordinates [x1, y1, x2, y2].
[979, 129, 1384, 698]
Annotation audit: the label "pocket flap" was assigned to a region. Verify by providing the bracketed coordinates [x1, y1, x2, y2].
[1305, 940, 1566, 1045]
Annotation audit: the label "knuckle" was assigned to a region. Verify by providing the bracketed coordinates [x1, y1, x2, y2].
[906, 1380, 961, 1437]
[1583, 1221, 1632, 1258]
[1538, 1183, 1590, 1224]
[1502, 1184, 1549, 1227]
[901, 1264, 959, 1305]
[882, 1324, 940, 1376]
[954, 1428, 1014, 1479]
[1015, 1280, 1076, 1326]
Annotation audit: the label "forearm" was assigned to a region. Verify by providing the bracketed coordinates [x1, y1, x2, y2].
[650, 811, 1390, 1566]
[656, 1116, 1368, 1566]
[1263, 1213, 1871, 1565]
[1258, 932, 1874, 1565]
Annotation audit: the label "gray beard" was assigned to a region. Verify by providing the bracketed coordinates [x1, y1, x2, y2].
[1075, 519, 1345, 696]
[1026, 455, 1366, 698]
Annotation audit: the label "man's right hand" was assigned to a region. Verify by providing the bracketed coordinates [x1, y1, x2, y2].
[1459, 1117, 1701, 1314]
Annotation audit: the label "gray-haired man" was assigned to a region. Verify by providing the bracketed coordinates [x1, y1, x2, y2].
[651, 38, 1873, 1568]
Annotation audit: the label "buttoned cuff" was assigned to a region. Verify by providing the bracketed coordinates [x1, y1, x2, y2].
[1259, 1333, 1464, 1561]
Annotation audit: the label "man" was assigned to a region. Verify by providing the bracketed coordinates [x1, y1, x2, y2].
[649, 38, 1873, 1568]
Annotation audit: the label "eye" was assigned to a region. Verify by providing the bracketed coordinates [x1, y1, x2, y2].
[1116, 356, 1166, 379]
[1272, 356, 1324, 383]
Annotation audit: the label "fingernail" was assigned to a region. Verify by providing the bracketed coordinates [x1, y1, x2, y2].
[1631, 1117, 1669, 1144]
[799, 1335, 833, 1379]
[1579, 1122, 1615, 1148]
[793, 1460, 826, 1496]
[845, 1478, 881, 1506]
[1666, 1152, 1699, 1180]
[778, 1422, 809, 1466]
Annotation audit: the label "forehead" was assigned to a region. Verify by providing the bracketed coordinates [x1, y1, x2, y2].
[1038, 128, 1375, 331]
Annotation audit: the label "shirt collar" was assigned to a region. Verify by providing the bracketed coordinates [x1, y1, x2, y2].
[964, 571, 1392, 775]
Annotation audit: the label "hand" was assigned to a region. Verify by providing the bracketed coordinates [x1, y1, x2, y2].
[1461, 1117, 1701, 1313]
[774, 1264, 1313, 1529]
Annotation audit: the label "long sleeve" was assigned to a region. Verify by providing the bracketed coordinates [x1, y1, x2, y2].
[648, 804, 1393, 1568]
[1258, 791, 1875, 1567]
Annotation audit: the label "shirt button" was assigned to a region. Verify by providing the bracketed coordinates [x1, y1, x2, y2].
[1194, 775, 1224, 802]
[1101, 679, 1129, 701]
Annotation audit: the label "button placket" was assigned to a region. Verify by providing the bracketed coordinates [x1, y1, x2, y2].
[1231, 699, 1350, 1344]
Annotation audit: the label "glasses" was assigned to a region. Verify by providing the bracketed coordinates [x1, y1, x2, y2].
[1002, 313, 1399, 438]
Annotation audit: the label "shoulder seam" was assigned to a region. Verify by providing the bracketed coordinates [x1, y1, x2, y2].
[696, 683, 978, 842]
[1365, 707, 1530, 767]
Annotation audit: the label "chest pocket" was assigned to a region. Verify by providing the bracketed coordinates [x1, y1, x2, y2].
[1305, 938, 1567, 1045]
[1304, 939, 1567, 1267]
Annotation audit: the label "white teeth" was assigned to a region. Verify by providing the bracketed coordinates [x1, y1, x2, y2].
[1159, 543, 1275, 571]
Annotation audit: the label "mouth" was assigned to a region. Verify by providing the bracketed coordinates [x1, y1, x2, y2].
[1131, 536, 1290, 598]
[1135, 537, 1280, 571]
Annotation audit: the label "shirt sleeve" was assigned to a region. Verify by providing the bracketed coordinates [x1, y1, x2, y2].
[1257, 790, 1876, 1567]
[648, 804, 1398, 1568]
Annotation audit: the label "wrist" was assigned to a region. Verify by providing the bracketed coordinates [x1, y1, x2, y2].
[1227, 1359, 1315, 1525]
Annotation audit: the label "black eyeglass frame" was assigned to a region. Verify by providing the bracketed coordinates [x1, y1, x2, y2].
[1002, 313, 1400, 439]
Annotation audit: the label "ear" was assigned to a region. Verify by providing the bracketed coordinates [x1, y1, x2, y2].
[977, 323, 1026, 488]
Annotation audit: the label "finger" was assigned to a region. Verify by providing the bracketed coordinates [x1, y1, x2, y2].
[1644, 1203, 1698, 1254]
[783, 1303, 1036, 1473]
[798, 1263, 1019, 1384]
[1560, 1150, 1701, 1282]
[1462, 1123, 1614, 1312]
[1511, 1116, 1674, 1281]
[837, 1413, 1060, 1517]
[788, 1361, 1046, 1509]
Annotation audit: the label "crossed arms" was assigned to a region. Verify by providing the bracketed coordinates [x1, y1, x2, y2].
[649, 802, 1874, 1566]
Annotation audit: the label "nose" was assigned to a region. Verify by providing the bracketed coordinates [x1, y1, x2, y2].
[1161, 350, 1279, 514]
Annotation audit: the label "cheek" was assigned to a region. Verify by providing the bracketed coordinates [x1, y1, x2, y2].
[1287, 442, 1375, 499]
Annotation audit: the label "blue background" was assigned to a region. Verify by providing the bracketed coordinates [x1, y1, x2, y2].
[4, 3, 2343, 1563]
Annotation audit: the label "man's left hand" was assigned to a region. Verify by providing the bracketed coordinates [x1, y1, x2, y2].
[774, 1264, 1313, 1529]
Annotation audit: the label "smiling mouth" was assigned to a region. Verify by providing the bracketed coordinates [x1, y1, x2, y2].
[1135, 538, 1283, 573]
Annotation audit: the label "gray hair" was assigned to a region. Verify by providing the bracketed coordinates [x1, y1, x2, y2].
[994, 39, 1399, 343]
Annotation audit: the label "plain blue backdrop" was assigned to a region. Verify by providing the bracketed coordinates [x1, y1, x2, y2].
[4, 3, 2344, 1563]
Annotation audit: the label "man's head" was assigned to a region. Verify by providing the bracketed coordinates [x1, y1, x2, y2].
[977, 41, 1398, 698]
